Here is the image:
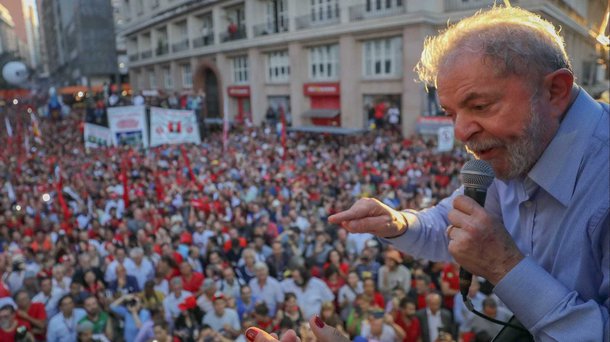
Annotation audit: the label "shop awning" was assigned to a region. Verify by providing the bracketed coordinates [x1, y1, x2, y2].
[301, 109, 340, 118]
[288, 125, 368, 135]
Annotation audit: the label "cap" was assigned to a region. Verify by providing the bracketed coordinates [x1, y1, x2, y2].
[178, 296, 197, 311]
[212, 292, 225, 302]
[385, 250, 403, 264]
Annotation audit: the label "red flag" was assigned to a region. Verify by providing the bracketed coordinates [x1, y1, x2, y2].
[121, 157, 130, 208]
[180, 146, 202, 191]
[55, 164, 71, 221]
[280, 106, 287, 160]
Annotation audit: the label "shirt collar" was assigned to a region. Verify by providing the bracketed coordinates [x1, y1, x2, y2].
[527, 88, 601, 206]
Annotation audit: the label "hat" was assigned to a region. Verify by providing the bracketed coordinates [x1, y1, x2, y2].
[212, 292, 225, 302]
[385, 250, 403, 264]
[202, 278, 215, 290]
[178, 296, 197, 311]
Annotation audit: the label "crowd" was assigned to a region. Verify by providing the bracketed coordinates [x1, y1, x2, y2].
[0, 102, 512, 342]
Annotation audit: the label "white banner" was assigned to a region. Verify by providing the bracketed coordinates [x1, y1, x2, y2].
[437, 126, 454, 152]
[84, 123, 112, 148]
[107, 106, 148, 148]
[149, 107, 201, 147]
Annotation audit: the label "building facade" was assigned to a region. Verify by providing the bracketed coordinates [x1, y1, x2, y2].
[120, 0, 609, 135]
[38, 0, 118, 86]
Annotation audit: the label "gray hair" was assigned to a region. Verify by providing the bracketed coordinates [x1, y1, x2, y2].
[129, 247, 144, 259]
[416, 6, 571, 88]
[253, 262, 268, 274]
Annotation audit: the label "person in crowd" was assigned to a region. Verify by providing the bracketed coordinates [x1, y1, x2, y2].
[415, 293, 454, 342]
[281, 266, 334, 320]
[32, 277, 63, 318]
[201, 292, 241, 340]
[110, 294, 152, 342]
[78, 296, 112, 341]
[47, 295, 86, 342]
[14, 290, 47, 341]
[378, 250, 412, 301]
[249, 262, 284, 317]
[163, 277, 192, 326]
[0, 303, 35, 342]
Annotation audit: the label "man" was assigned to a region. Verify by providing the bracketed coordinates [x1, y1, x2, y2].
[79, 296, 113, 341]
[377, 249, 411, 300]
[247, 5, 609, 342]
[248, 262, 284, 316]
[0, 303, 35, 342]
[328, 6, 609, 342]
[415, 293, 454, 342]
[266, 240, 290, 281]
[32, 277, 64, 318]
[280, 267, 334, 320]
[202, 292, 240, 340]
[179, 261, 205, 296]
[218, 267, 241, 299]
[14, 290, 46, 341]
[236, 285, 258, 321]
[393, 298, 422, 342]
[163, 277, 192, 325]
[196, 278, 217, 314]
[104, 245, 135, 283]
[470, 297, 512, 339]
[125, 247, 154, 290]
[47, 295, 86, 342]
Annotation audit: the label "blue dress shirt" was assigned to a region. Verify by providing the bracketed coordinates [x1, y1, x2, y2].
[383, 88, 609, 341]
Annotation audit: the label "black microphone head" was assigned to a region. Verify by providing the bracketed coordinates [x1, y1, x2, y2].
[461, 159, 495, 190]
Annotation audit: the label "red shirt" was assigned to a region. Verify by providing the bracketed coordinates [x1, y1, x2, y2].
[441, 263, 460, 310]
[17, 303, 46, 340]
[394, 311, 422, 342]
[181, 272, 204, 293]
[0, 320, 31, 342]
[369, 292, 386, 310]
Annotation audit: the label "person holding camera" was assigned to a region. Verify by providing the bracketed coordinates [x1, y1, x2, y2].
[110, 293, 152, 342]
[0, 304, 34, 342]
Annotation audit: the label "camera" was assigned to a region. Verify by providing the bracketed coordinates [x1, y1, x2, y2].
[15, 325, 28, 341]
[125, 298, 138, 307]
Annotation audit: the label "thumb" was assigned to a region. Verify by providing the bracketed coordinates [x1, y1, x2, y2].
[309, 315, 350, 342]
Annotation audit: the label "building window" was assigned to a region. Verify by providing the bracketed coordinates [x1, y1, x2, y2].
[182, 64, 192, 88]
[163, 66, 173, 89]
[362, 36, 402, 78]
[265, 0, 287, 32]
[267, 50, 290, 83]
[311, 0, 339, 22]
[135, 0, 143, 14]
[148, 69, 156, 89]
[309, 44, 339, 80]
[366, 0, 403, 12]
[232, 56, 249, 84]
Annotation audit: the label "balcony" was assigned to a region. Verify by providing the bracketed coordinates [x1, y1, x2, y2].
[128, 53, 139, 62]
[296, 10, 340, 30]
[349, 3, 406, 21]
[156, 42, 169, 56]
[253, 20, 289, 37]
[172, 39, 190, 53]
[220, 25, 246, 42]
[192, 32, 214, 48]
[140, 49, 152, 59]
[444, 0, 499, 12]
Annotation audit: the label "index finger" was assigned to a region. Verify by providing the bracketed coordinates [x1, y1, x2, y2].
[328, 198, 376, 224]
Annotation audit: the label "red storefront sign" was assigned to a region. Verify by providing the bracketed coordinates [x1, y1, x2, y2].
[303, 83, 340, 96]
[227, 86, 250, 97]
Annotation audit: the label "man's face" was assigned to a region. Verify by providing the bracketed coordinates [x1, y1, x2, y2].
[16, 293, 30, 309]
[437, 54, 555, 180]
[0, 309, 14, 329]
[84, 298, 99, 316]
[60, 297, 74, 315]
[213, 298, 226, 315]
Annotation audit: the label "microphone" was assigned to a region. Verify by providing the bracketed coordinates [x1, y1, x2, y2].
[459, 159, 495, 310]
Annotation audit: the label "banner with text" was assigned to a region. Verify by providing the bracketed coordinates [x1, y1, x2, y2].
[149, 107, 201, 147]
[107, 105, 149, 148]
[84, 123, 112, 148]
[437, 126, 455, 153]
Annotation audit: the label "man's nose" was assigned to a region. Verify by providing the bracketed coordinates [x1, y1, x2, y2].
[453, 113, 482, 142]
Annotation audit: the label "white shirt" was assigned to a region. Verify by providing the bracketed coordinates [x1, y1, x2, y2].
[338, 281, 363, 305]
[126, 259, 154, 290]
[196, 294, 214, 314]
[426, 308, 443, 342]
[249, 276, 284, 316]
[202, 308, 240, 333]
[360, 321, 397, 342]
[163, 290, 192, 322]
[33, 288, 66, 318]
[104, 258, 136, 283]
[281, 277, 335, 319]
[47, 309, 87, 342]
[52, 277, 72, 293]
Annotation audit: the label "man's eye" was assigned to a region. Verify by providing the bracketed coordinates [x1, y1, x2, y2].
[472, 104, 489, 111]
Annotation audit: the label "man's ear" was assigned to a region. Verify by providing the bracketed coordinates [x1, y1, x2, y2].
[542, 68, 575, 119]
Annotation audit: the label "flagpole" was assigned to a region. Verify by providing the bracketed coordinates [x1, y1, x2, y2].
[222, 92, 229, 153]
